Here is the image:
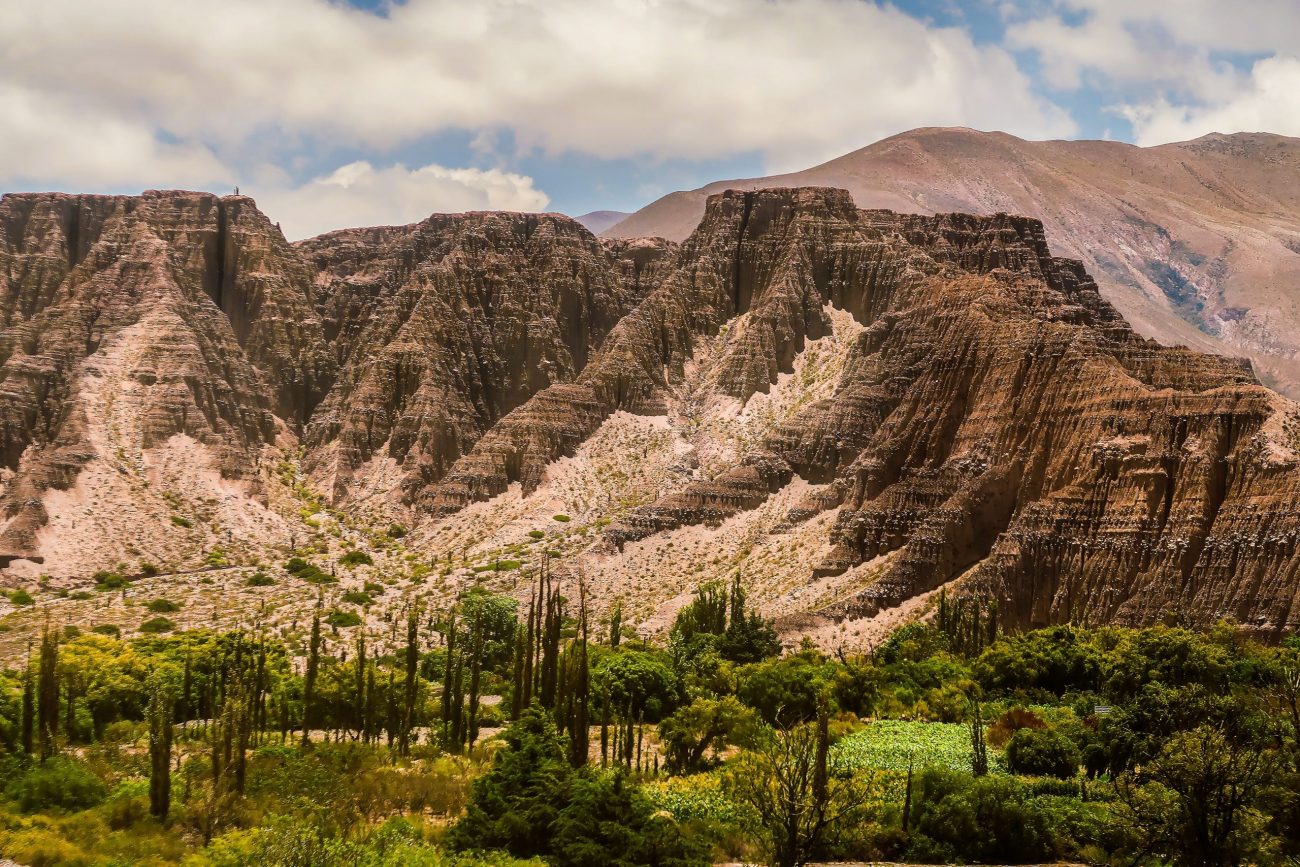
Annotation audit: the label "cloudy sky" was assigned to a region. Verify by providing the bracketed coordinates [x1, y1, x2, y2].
[3, 0, 1299, 238]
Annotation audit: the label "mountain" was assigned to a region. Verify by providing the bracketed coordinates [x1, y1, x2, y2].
[0, 186, 1297, 647]
[604, 127, 1300, 398]
[574, 210, 630, 234]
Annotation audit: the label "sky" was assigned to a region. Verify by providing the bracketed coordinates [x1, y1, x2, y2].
[3, 0, 1299, 239]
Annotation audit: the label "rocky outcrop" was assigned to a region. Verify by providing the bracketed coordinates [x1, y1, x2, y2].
[0, 191, 331, 562]
[299, 213, 673, 507]
[1, 183, 1296, 636]
[605, 128, 1300, 400]
[428, 187, 1297, 635]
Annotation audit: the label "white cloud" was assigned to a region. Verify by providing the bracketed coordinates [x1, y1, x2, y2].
[1121, 55, 1300, 146]
[0, 83, 230, 190]
[1006, 1, 1300, 144]
[255, 161, 550, 240]
[0, 0, 1074, 186]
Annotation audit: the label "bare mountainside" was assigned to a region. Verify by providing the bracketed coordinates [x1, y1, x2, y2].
[605, 127, 1300, 398]
[0, 186, 1298, 655]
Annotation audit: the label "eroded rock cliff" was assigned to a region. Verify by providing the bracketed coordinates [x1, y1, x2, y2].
[0, 185, 1295, 638]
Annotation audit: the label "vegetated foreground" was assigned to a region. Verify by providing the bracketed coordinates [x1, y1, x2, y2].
[0, 579, 1297, 867]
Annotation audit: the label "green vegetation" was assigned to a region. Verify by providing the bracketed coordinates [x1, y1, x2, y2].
[0, 580, 1298, 867]
[246, 571, 276, 587]
[145, 598, 181, 613]
[325, 608, 363, 628]
[340, 550, 374, 568]
[7, 589, 34, 606]
[285, 556, 336, 584]
[138, 616, 175, 633]
[551, 514, 570, 523]
[93, 570, 129, 591]
[342, 589, 375, 606]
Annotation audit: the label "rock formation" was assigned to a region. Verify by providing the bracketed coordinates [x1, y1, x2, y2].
[0, 184, 1296, 638]
[603, 128, 1300, 399]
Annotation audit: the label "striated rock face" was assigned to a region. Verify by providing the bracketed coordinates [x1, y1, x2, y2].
[427, 187, 1299, 636]
[605, 128, 1300, 400]
[298, 213, 673, 508]
[0, 184, 1296, 637]
[0, 191, 331, 564]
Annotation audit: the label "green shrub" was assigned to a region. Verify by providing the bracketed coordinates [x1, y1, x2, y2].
[138, 562, 160, 577]
[386, 523, 408, 539]
[7, 757, 107, 812]
[1006, 727, 1080, 779]
[340, 550, 373, 568]
[70, 590, 93, 601]
[326, 609, 362, 628]
[170, 515, 193, 528]
[552, 514, 571, 522]
[363, 581, 385, 595]
[93, 571, 128, 591]
[146, 598, 181, 613]
[341, 590, 374, 607]
[286, 557, 335, 584]
[8, 588, 34, 605]
[91, 624, 120, 637]
[246, 571, 276, 587]
[528, 530, 546, 540]
[139, 616, 175, 634]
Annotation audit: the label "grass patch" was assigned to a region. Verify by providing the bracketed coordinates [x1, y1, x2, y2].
[145, 598, 181, 613]
[246, 572, 276, 587]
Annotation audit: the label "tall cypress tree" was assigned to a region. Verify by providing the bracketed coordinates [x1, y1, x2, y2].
[20, 641, 34, 757]
[37, 622, 59, 761]
[147, 674, 174, 820]
[302, 597, 323, 747]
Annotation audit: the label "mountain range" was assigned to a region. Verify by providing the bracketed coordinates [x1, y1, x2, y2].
[1, 129, 1299, 646]
[606, 127, 1300, 399]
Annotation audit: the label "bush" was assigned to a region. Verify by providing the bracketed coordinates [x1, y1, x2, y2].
[170, 515, 193, 528]
[139, 616, 175, 634]
[138, 562, 160, 577]
[987, 706, 1047, 748]
[342, 590, 374, 606]
[93, 571, 128, 591]
[340, 550, 373, 568]
[552, 514, 571, 522]
[387, 523, 408, 539]
[906, 768, 1056, 863]
[326, 609, 362, 628]
[1005, 727, 1080, 779]
[8, 588, 34, 605]
[70, 590, 93, 600]
[286, 557, 335, 584]
[246, 571, 276, 587]
[7, 757, 107, 812]
[91, 624, 120, 637]
[146, 598, 181, 613]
